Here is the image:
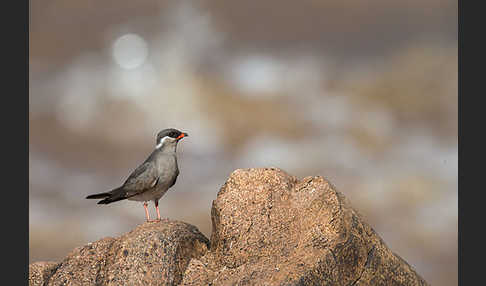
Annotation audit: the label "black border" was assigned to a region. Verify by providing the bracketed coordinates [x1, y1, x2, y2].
[458, 0, 481, 284]
[4, 0, 29, 283]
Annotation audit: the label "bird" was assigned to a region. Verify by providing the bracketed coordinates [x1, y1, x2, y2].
[86, 128, 188, 222]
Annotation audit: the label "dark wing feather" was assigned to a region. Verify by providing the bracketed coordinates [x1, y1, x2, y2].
[121, 161, 159, 197]
[87, 152, 161, 204]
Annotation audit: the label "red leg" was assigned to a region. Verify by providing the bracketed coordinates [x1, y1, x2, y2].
[143, 202, 150, 221]
[155, 200, 161, 221]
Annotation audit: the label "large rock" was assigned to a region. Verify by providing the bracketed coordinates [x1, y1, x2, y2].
[30, 168, 429, 285]
[181, 168, 429, 285]
[29, 261, 59, 286]
[29, 220, 209, 286]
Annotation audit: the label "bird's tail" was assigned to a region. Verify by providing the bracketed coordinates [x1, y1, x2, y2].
[86, 187, 127, 205]
[85, 192, 111, 199]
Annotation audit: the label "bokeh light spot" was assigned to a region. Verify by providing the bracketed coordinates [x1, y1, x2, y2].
[112, 33, 149, 69]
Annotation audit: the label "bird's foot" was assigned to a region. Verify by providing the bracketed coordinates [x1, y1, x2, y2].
[145, 218, 170, 223]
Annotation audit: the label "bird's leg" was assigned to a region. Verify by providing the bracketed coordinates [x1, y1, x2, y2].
[155, 200, 161, 221]
[143, 202, 150, 221]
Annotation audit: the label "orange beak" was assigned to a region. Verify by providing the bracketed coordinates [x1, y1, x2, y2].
[176, 132, 188, 141]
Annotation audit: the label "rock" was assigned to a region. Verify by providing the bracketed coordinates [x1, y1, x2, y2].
[181, 168, 429, 285]
[30, 168, 429, 285]
[29, 261, 59, 286]
[29, 220, 209, 286]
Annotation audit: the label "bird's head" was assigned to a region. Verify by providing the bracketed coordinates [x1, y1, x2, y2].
[156, 128, 188, 149]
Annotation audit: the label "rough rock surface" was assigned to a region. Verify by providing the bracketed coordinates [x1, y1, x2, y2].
[181, 168, 429, 285]
[29, 220, 209, 286]
[29, 261, 59, 286]
[30, 168, 429, 286]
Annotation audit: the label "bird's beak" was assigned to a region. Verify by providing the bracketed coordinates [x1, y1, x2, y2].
[176, 132, 188, 141]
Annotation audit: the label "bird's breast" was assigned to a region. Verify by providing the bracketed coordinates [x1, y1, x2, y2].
[156, 154, 179, 184]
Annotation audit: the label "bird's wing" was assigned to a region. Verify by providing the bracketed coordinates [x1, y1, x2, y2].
[121, 161, 159, 197]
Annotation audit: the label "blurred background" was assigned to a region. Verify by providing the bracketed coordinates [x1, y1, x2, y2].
[29, 1, 457, 285]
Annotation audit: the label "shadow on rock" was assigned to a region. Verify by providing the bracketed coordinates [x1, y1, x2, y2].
[30, 168, 429, 286]
[29, 221, 209, 286]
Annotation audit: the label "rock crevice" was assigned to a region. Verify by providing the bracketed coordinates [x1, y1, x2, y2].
[30, 221, 209, 286]
[30, 168, 429, 286]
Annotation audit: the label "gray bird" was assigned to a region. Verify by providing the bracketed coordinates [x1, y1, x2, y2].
[86, 128, 188, 221]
